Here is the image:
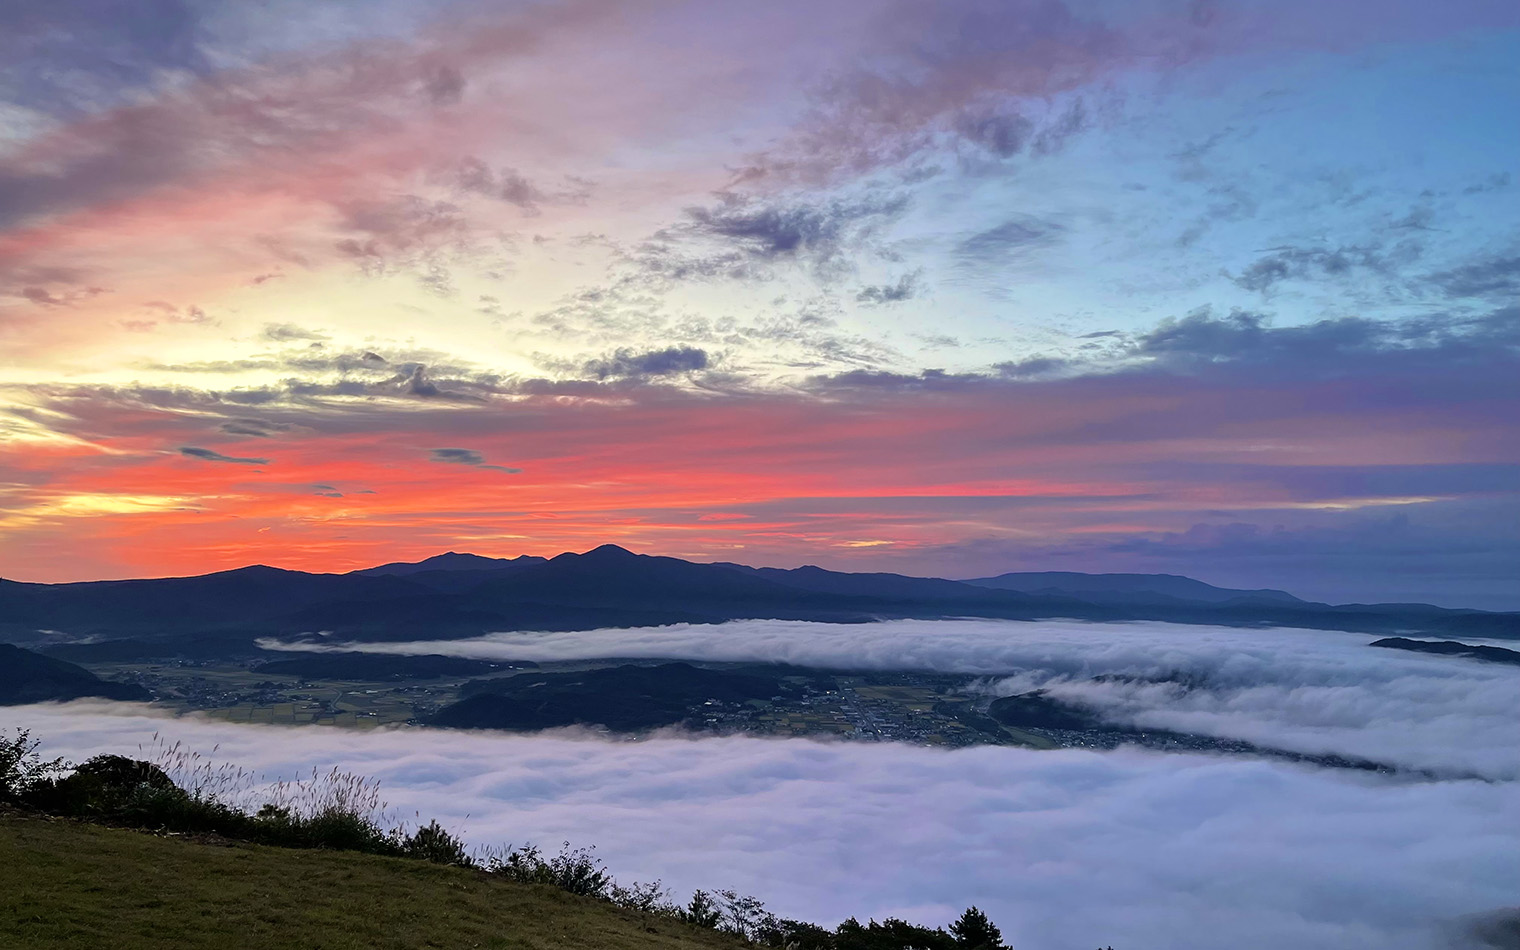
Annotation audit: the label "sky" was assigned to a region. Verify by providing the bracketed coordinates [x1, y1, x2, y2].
[1, 0, 1517, 607]
[11, 619, 1520, 949]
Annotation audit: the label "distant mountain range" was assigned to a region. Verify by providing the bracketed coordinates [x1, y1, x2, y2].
[962, 571, 1304, 606]
[2, 545, 1516, 659]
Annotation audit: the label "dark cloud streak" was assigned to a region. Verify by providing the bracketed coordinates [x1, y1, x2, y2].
[179, 445, 268, 465]
[584, 346, 710, 380]
[954, 216, 1064, 267]
[1430, 254, 1520, 299]
[1228, 242, 1423, 293]
[677, 192, 908, 275]
[428, 447, 521, 473]
[856, 271, 921, 305]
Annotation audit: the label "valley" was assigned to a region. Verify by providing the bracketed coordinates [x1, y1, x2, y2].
[64, 652, 1414, 775]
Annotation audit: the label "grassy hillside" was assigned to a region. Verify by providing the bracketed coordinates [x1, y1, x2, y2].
[0, 813, 743, 950]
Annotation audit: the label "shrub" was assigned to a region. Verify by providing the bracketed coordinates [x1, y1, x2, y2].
[483, 842, 613, 898]
[682, 889, 723, 930]
[296, 807, 397, 853]
[253, 766, 401, 855]
[711, 889, 777, 942]
[546, 843, 613, 898]
[29, 754, 177, 816]
[114, 781, 249, 835]
[16, 744, 405, 854]
[755, 917, 836, 950]
[609, 879, 677, 915]
[73, 754, 176, 790]
[21, 751, 257, 838]
[0, 729, 67, 803]
[401, 820, 472, 866]
[482, 843, 548, 884]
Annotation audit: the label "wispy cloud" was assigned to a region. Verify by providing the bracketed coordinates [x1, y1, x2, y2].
[428, 447, 520, 473]
[179, 446, 268, 465]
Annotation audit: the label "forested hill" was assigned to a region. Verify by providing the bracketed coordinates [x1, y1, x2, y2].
[0, 644, 149, 705]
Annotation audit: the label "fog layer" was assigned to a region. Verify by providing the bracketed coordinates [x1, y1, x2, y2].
[262, 620, 1520, 779]
[5, 703, 1518, 950]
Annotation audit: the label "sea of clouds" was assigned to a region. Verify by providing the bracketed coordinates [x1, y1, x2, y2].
[8, 619, 1520, 949]
[263, 619, 1520, 780]
[6, 702, 1517, 950]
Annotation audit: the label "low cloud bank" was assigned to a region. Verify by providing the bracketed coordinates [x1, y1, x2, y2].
[261, 620, 1520, 779]
[6, 703, 1518, 950]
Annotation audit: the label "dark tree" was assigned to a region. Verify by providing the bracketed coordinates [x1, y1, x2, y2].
[949, 906, 1006, 950]
[683, 889, 723, 929]
[758, 917, 835, 949]
[0, 729, 67, 803]
[836, 916, 956, 950]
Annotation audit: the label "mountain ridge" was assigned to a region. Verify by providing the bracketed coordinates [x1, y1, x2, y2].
[2, 546, 1516, 650]
[961, 570, 1303, 605]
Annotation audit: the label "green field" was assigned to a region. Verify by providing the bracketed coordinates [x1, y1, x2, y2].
[0, 813, 744, 950]
[993, 726, 1061, 751]
[91, 661, 465, 727]
[851, 686, 939, 711]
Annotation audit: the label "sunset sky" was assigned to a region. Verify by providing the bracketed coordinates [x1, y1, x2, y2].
[1, 0, 1516, 606]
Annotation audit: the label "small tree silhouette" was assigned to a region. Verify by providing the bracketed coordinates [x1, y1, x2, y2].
[949, 906, 1007, 950]
[683, 889, 723, 929]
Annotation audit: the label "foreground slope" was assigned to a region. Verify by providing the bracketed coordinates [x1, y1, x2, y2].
[0, 813, 740, 950]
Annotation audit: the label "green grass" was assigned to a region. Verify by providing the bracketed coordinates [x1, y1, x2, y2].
[994, 726, 1060, 751]
[0, 813, 745, 950]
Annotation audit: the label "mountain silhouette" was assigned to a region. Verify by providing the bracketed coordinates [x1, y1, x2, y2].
[961, 571, 1303, 605]
[1, 546, 1515, 657]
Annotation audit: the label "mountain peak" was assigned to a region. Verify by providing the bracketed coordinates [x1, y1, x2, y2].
[218, 564, 298, 577]
[580, 543, 639, 559]
[421, 552, 497, 565]
[354, 551, 543, 578]
[544, 544, 642, 567]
